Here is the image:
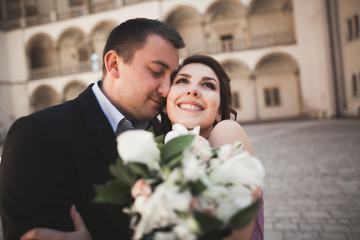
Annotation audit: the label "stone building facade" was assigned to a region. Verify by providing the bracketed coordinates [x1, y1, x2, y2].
[0, 0, 359, 141]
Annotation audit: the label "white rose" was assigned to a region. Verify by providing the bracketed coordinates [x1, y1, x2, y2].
[164, 123, 200, 144]
[210, 151, 265, 187]
[117, 130, 160, 170]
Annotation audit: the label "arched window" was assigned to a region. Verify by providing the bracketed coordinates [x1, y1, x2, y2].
[31, 85, 58, 112]
[63, 81, 86, 101]
[165, 6, 203, 56]
[27, 34, 56, 69]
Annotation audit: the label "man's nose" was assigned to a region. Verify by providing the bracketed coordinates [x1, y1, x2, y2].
[157, 78, 171, 97]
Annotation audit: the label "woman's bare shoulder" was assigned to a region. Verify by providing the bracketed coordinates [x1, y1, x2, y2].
[210, 120, 246, 139]
[212, 119, 242, 131]
[208, 120, 254, 155]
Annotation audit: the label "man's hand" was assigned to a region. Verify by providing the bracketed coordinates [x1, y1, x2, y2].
[20, 205, 92, 240]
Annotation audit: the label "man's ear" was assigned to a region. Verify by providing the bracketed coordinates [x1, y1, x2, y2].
[104, 50, 120, 79]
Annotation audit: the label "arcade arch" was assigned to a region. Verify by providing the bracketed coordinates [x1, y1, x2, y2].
[63, 80, 87, 101]
[30, 85, 59, 112]
[205, 0, 248, 53]
[58, 28, 89, 65]
[254, 53, 301, 120]
[222, 60, 257, 122]
[165, 6, 204, 56]
[27, 33, 56, 70]
[90, 20, 117, 68]
[249, 0, 294, 39]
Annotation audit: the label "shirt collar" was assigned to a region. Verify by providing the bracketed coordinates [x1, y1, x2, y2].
[92, 81, 148, 132]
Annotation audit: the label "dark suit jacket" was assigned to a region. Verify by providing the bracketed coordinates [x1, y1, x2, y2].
[0, 84, 132, 240]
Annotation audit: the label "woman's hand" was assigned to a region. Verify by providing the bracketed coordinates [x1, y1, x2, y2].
[20, 205, 92, 240]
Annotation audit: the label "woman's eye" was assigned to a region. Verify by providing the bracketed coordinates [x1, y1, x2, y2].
[204, 82, 215, 90]
[175, 78, 188, 84]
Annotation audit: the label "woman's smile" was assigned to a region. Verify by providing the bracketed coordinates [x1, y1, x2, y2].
[178, 102, 204, 111]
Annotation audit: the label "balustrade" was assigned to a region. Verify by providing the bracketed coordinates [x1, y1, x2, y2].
[30, 60, 95, 80]
[90, 1, 120, 14]
[1, 0, 153, 30]
[25, 14, 52, 27]
[182, 31, 296, 56]
[57, 5, 89, 21]
[30, 31, 295, 80]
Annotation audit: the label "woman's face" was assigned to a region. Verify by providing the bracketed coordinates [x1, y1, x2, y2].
[166, 63, 221, 138]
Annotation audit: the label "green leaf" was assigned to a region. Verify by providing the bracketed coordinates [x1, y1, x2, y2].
[146, 127, 155, 134]
[154, 134, 164, 145]
[127, 162, 152, 179]
[193, 209, 224, 235]
[93, 179, 132, 205]
[109, 158, 136, 185]
[229, 199, 260, 230]
[190, 180, 207, 196]
[161, 135, 195, 165]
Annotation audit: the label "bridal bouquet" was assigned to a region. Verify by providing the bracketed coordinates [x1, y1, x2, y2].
[94, 124, 265, 240]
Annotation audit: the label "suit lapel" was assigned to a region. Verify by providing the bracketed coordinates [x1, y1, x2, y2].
[78, 84, 118, 164]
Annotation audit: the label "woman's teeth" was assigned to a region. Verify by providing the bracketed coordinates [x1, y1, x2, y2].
[179, 103, 202, 111]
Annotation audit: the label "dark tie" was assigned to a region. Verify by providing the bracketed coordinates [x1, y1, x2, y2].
[115, 118, 135, 136]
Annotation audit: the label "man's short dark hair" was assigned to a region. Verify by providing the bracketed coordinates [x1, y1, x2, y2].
[102, 18, 185, 76]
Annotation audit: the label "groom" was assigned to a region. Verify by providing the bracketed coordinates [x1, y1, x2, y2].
[0, 18, 184, 240]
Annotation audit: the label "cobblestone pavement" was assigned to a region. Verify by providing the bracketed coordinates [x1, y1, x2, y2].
[243, 119, 360, 240]
[0, 119, 359, 240]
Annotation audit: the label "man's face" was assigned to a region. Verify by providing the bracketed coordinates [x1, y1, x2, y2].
[113, 34, 179, 121]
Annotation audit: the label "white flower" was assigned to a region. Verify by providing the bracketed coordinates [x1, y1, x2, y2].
[164, 123, 200, 144]
[117, 130, 160, 170]
[189, 135, 212, 162]
[154, 232, 177, 240]
[198, 184, 253, 222]
[182, 151, 203, 182]
[203, 150, 265, 221]
[173, 218, 198, 240]
[133, 195, 148, 214]
[133, 183, 192, 240]
[211, 151, 265, 187]
[215, 185, 253, 221]
[217, 141, 243, 162]
[206, 158, 222, 173]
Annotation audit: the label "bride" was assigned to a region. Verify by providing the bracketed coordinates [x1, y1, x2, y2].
[21, 54, 264, 240]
